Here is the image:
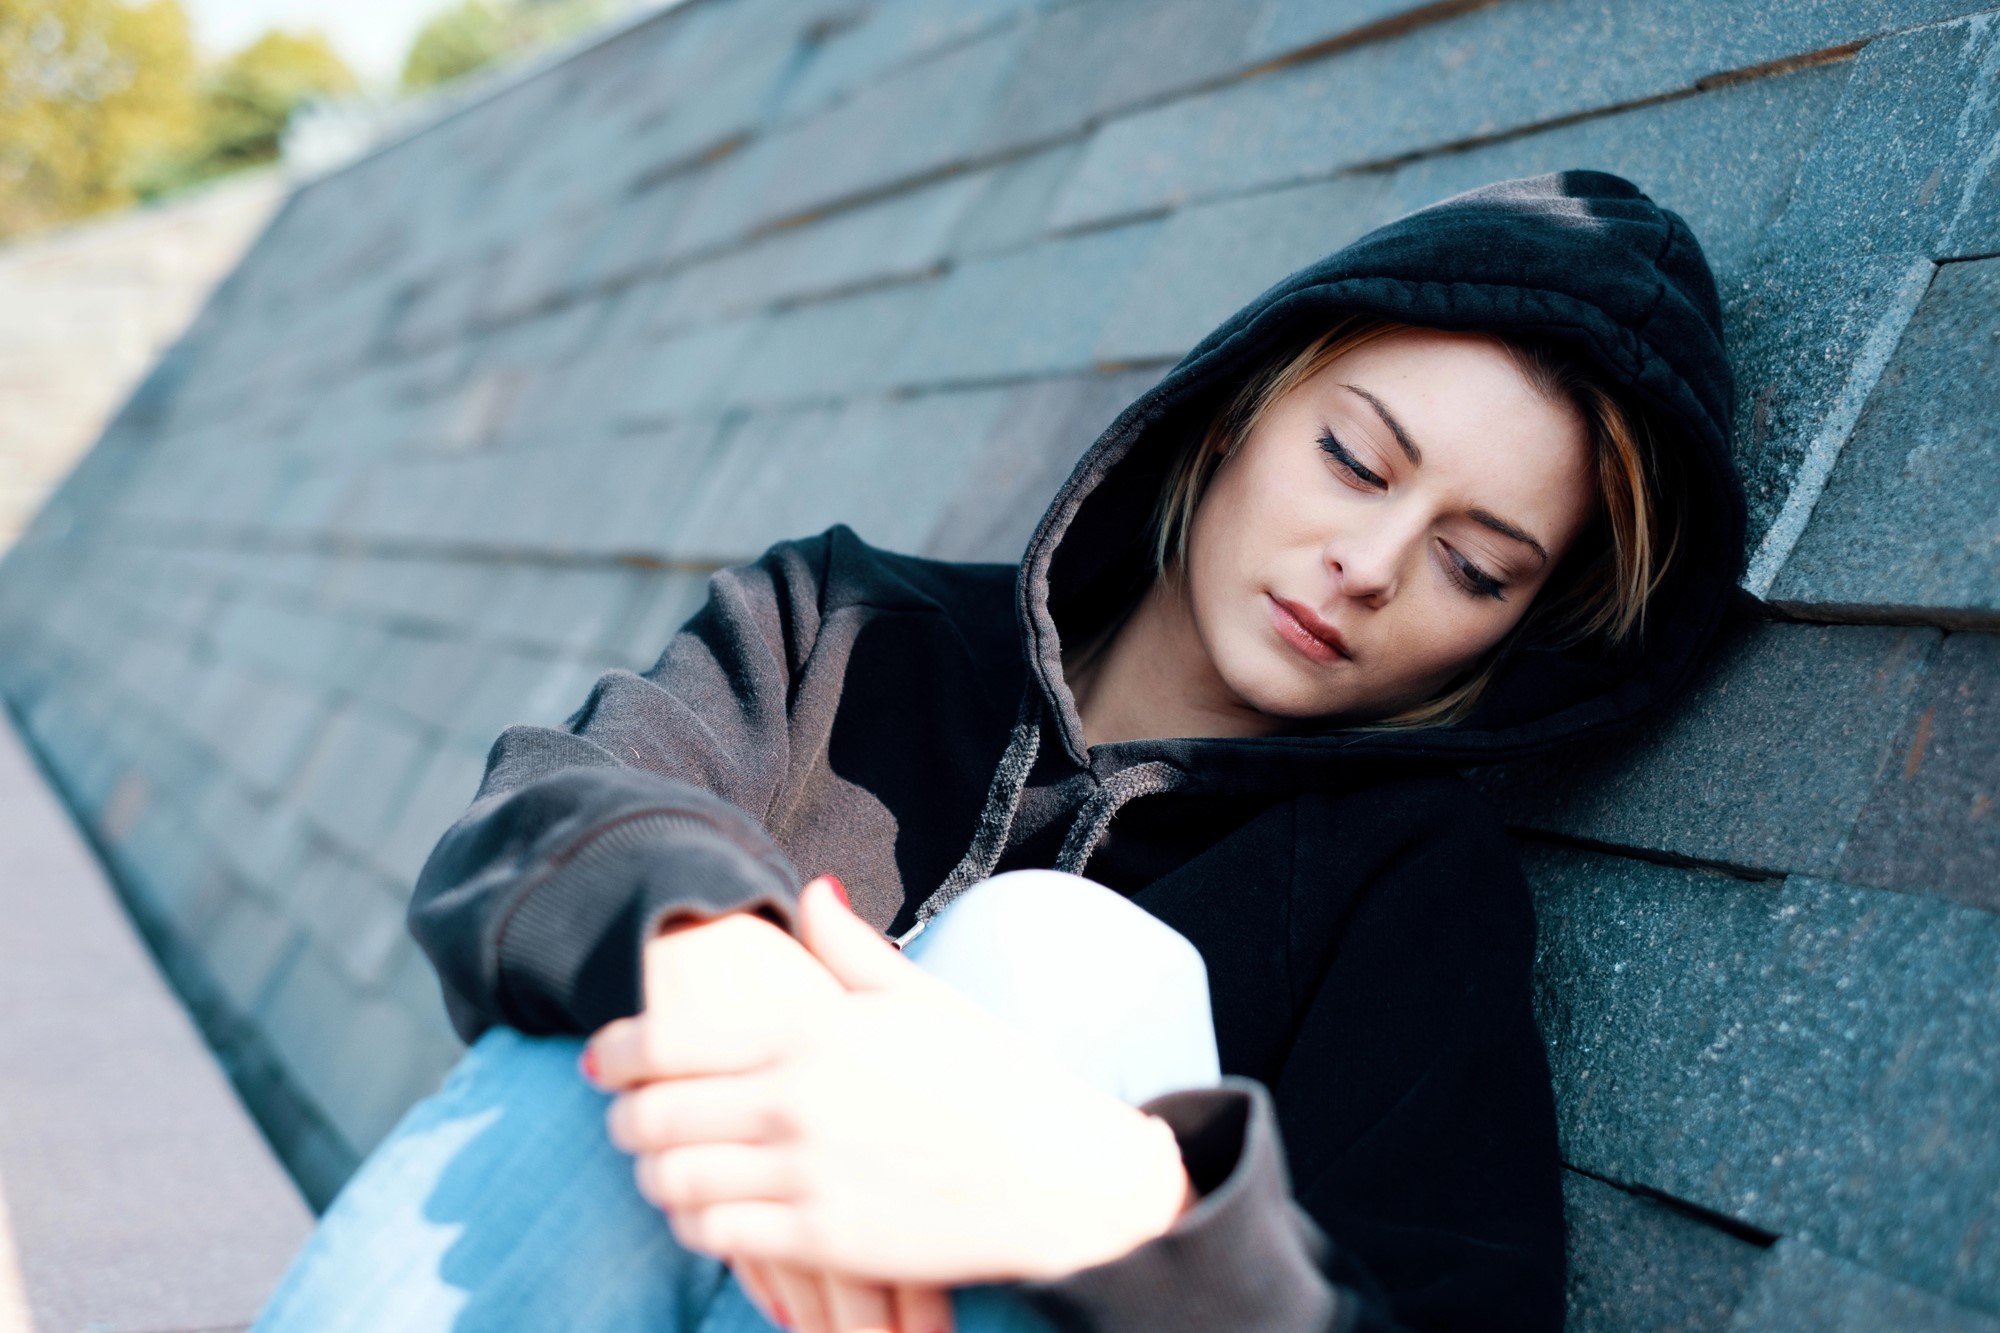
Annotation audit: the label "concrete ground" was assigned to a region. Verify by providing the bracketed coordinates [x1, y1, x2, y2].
[0, 709, 311, 1333]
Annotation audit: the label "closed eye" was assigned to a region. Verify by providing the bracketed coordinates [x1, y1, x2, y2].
[1318, 430, 1386, 490]
[1443, 544, 1507, 601]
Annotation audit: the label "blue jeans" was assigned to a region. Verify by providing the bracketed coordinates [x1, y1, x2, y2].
[255, 871, 1221, 1332]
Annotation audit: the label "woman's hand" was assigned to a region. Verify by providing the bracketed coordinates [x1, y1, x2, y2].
[585, 894, 953, 1333]
[606, 879, 1194, 1286]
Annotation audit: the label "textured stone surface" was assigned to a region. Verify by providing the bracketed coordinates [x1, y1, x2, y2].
[1770, 257, 2000, 615]
[1477, 621, 1939, 880]
[1837, 631, 2000, 913]
[1049, 0, 1994, 231]
[1561, 1171, 1765, 1333]
[1531, 849, 2000, 1311]
[1723, 252, 1935, 578]
[1763, 15, 2000, 263]
[1729, 1241, 2000, 1332]
[1, 3, 1995, 1304]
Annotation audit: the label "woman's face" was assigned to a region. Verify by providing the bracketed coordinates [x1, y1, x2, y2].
[1183, 327, 1598, 723]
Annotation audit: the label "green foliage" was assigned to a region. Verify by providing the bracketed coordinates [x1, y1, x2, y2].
[402, 0, 617, 93]
[152, 28, 355, 191]
[0, 0, 201, 238]
[0, 0, 357, 240]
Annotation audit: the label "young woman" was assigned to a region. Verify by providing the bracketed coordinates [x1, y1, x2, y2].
[256, 170, 1745, 1333]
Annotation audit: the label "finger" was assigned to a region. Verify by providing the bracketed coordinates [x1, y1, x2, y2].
[824, 1275, 896, 1333]
[583, 1016, 649, 1090]
[634, 1143, 799, 1212]
[797, 876, 918, 993]
[767, 1263, 830, 1333]
[673, 1200, 813, 1266]
[609, 1075, 792, 1154]
[894, 1285, 953, 1333]
[731, 1258, 783, 1328]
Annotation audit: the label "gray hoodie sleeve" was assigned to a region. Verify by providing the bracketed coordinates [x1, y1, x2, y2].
[408, 537, 829, 1039]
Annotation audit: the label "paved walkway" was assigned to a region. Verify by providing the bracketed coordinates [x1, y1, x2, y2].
[0, 708, 310, 1333]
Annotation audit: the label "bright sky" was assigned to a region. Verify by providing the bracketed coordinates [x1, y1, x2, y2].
[182, 0, 463, 87]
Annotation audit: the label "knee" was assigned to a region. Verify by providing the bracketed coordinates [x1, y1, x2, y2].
[903, 870, 1219, 1104]
[909, 870, 1208, 996]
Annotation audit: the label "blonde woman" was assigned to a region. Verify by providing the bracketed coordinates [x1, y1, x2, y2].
[258, 170, 1743, 1333]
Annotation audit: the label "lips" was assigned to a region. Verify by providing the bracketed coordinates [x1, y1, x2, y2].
[1267, 594, 1353, 665]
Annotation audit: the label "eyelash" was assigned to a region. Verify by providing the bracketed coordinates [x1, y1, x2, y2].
[1316, 430, 1507, 602]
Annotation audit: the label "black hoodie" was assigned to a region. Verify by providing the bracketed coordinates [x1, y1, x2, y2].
[410, 170, 1745, 1332]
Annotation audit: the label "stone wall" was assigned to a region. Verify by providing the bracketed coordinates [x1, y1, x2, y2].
[0, 1, 1993, 1325]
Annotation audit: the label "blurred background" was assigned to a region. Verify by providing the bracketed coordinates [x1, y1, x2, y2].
[0, 2, 1996, 1331]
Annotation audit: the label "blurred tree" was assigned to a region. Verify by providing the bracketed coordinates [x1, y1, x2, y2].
[0, 0, 200, 239]
[402, 0, 617, 93]
[173, 28, 355, 182]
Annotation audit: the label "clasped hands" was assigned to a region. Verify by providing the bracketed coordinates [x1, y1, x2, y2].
[581, 877, 1193, 1333]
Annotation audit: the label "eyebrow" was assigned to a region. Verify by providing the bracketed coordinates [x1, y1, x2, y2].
[1340, 381, 1551, 567]
[1340, 383, 1423, 465]
[1469, 508, 1550, 567]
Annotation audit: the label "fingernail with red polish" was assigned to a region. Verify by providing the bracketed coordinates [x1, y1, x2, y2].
[579, 1047, 599, 1083]
[825, 873, 849, 908]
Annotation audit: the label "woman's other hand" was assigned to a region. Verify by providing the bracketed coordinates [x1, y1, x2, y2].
[611, 879, 1194, 1286]
[734, 1258, 954, 1333]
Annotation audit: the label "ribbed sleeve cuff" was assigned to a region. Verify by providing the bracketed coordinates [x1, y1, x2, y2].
[1018, 1080, 1346, 1333]
[495, 808, 800, 1033]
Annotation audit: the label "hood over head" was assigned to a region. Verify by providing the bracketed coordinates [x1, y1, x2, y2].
[1017, 169, 1747, 789]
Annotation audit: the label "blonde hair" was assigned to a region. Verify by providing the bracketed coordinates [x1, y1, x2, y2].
[1151, 314, 1682, 730]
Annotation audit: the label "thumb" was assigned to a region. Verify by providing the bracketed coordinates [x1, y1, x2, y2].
[797, 876, 917, 992]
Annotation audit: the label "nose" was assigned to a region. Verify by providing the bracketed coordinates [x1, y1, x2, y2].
[1324, 525, 1407, 606]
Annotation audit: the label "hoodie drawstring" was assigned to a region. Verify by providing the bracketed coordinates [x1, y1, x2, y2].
[1053, 760, 1186, 874]
[898, 690, 1043, 944]
[895, 691, 1187, 946]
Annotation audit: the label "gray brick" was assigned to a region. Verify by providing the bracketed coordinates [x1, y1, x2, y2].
[202, 890, 302, 1015]
[1380, 56, 1854, 285]
[221, 672, 329, 796]
[479, 565, 642, 656]
[1476, 622, 1938, 877]
[725, 282, 936, 406]
[1050, 0, 1985, 231]
[1763, 16, 2000, 263]
[1094, 177, 1400, 365]
[292, 850, 411, 989]
[1728, 1241, 2000, 1332]
[894, 221, 1163, 386]
[258, 943, 452, 1156]
[672, 23, 1029, 251]
[587, 420, 737, 557]
[377, 741, 490, 888]
[1531, 849, 2000, 1309]
[921, 368, 1162, 563]
[660, 172, 981, 330]
[358, 633, 491, 733]
[969, 0, 1261, 157]
[1724, 252, 1935, 579]
[1247, 0, 1466, 63]
[616, 317, 764, 422]
[1836, 632, 2000, 914]
[775, 0, 1047, 119]
[948, 141, 1085, 258]
[679, 390, 1011, 556]
[607, 569, 717, 671]
[291, 708, 430, 855]
[1561, 1171, 1761, 1333]
[449, 650, 604, 744]
[1769, 257, 2000, 615]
